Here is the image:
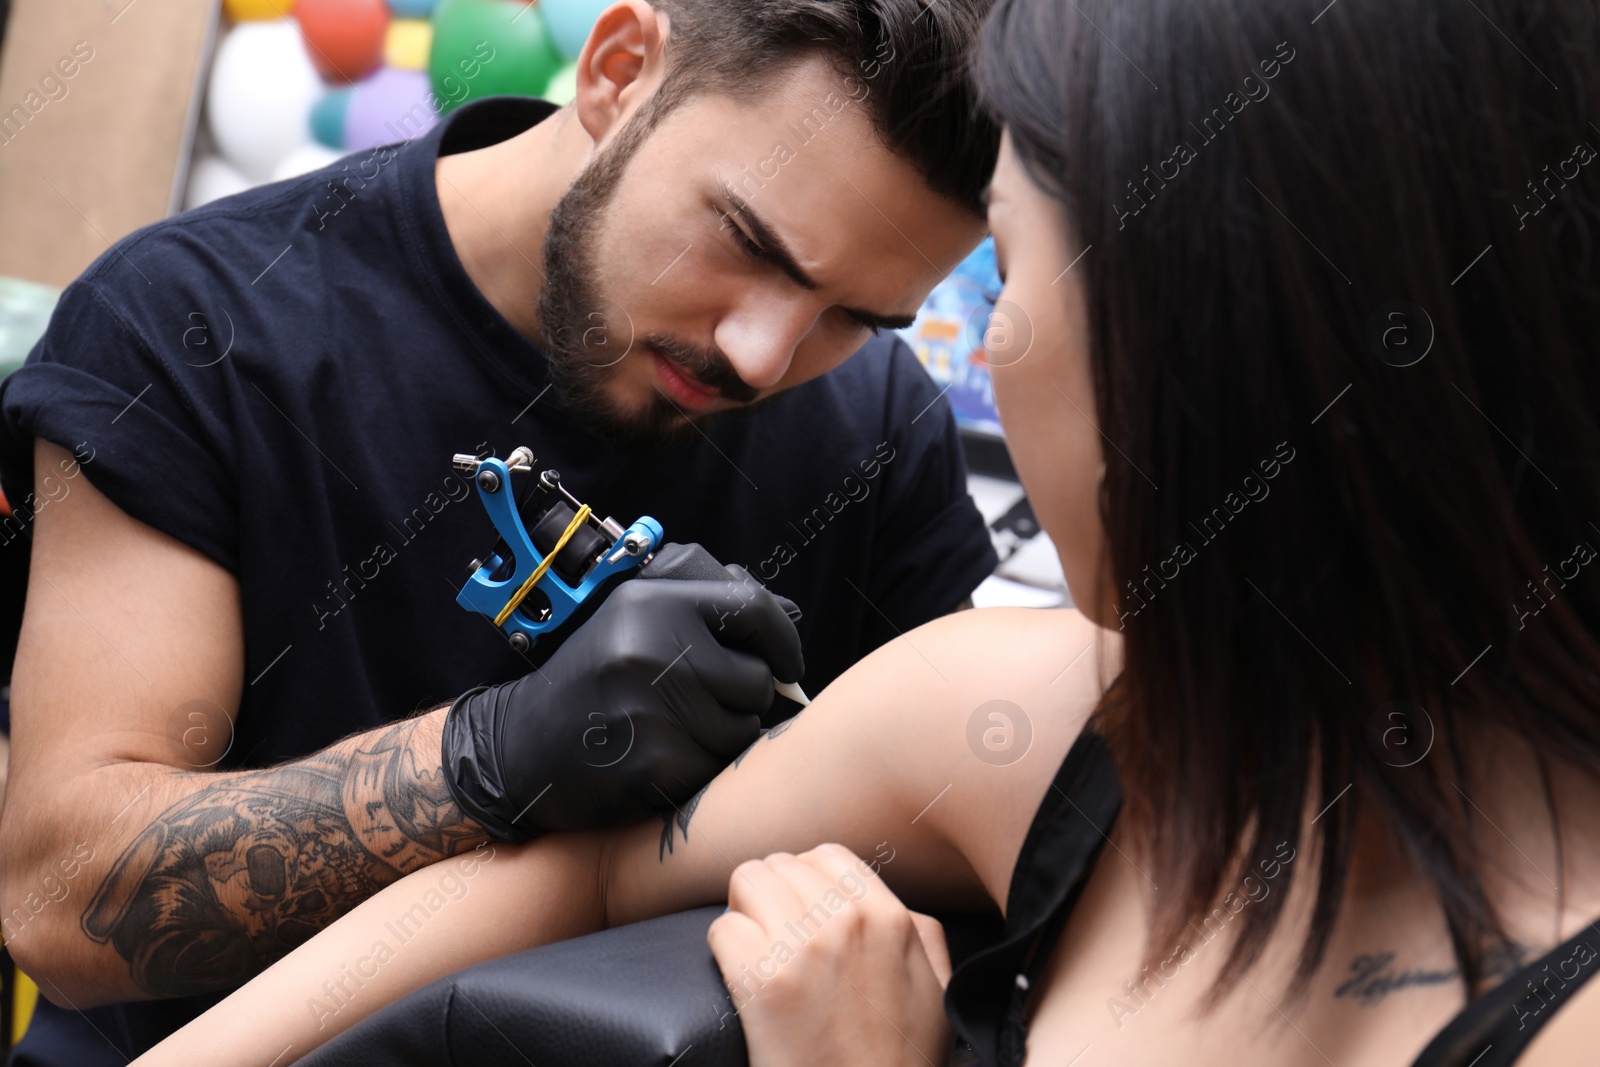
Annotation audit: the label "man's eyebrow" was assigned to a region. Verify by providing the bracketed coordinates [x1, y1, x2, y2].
[720, 181, 920, 332]
[721, 183, 818, 291]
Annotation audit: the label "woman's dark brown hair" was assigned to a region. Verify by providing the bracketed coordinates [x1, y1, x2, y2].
[977, 0, 1600, 1000]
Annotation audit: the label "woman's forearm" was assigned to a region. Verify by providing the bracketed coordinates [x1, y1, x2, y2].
[131, 834, 607, 1067]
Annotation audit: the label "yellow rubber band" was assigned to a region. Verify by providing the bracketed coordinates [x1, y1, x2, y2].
[494, 504, 592, 627]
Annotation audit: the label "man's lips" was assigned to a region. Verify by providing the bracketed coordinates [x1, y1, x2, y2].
[650, 348, 724, 412]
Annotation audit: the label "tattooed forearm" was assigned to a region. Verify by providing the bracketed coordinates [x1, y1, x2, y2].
[80, 713, 487, 998]
[658, 712, 805, 861]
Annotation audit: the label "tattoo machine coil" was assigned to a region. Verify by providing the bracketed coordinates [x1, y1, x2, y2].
[452, 447, 664, 652]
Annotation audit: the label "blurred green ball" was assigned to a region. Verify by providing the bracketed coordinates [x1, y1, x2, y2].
[543, 61, 578, 105]
[429, 0, 563, 112]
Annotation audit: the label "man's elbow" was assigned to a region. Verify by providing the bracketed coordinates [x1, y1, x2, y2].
[3, 923, 138, 1009]
[3, 907, 76, 1004]
[0, 853, 133, 1008]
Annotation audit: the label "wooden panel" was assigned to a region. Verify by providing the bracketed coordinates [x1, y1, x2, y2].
[0, 0, 219, 287]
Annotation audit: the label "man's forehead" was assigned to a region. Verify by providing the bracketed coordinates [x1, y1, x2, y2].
[663, 89, 977, 309]
[715, 179, 937, 329]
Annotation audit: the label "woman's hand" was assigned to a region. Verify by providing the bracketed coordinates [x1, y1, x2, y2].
[708, 843, 954, 1067]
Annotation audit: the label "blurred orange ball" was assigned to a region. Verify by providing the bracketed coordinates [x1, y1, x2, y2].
[296, 0, 389, 83]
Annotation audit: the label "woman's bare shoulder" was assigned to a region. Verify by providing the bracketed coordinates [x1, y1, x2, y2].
[868, 605, 1116, 690]
[1518, 961, 1600, 1065]
[875, 606, 1118, 912]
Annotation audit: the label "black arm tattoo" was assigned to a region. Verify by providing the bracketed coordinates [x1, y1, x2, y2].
[80, 716, 486, 998]
[658, 783, 710, 862]
[657, 711, 805, 861]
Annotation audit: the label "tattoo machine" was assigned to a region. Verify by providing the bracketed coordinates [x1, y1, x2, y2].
[452, 447, 810, 705]
[452, 447, 664, 653]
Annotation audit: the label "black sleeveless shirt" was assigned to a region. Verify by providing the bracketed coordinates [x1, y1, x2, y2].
[943, 730, 1600, 1067]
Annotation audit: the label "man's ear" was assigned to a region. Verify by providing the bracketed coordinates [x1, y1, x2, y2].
[572, 0, 670, 147]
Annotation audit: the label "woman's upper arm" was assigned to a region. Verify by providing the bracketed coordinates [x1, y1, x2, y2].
[603, 607, 1116, 925]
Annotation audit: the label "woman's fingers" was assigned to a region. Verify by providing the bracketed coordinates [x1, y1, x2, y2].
[706, 908, 772, 1008]
[725, 851, 811, 934]
[910, 911, 953, 987]
[710, 843, 956, 1067]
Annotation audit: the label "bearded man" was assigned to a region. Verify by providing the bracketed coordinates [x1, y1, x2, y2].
[0, 2, 998, 1062]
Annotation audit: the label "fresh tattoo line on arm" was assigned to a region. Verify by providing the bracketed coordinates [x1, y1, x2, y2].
[657, 713, 804, 861]
[81, 713, 487, 998]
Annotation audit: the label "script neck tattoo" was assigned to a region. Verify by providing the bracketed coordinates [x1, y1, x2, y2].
[1334, 942, 1526, 1008]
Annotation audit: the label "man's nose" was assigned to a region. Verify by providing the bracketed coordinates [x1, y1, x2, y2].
[712, 294, 818, 391]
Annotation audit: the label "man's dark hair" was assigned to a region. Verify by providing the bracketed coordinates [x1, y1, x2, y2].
[648, 0, 997, 216]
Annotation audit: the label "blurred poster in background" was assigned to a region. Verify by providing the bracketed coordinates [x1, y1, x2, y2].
[895, 237, 1005, 441]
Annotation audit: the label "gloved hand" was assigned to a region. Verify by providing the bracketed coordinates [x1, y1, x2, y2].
[441, 544, 805, 842]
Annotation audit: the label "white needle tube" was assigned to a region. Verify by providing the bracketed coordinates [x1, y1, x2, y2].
[774, 680, 811, 707]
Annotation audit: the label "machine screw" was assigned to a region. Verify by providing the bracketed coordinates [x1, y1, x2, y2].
[508, 632, 531, 653]
[606, 531, 653, 565]
[477, 469, 501, 493]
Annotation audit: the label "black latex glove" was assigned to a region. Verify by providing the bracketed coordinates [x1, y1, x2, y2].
[441, 543, 805, 842]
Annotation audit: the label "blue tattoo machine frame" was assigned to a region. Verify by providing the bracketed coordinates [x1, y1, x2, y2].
[453, 447, 663, 652]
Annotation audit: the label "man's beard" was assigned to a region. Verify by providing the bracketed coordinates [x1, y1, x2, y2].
[538, 107, 759, 453]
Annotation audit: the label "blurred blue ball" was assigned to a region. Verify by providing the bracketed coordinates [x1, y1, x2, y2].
[541, 0, 609, 62]
[311, 87, 355, 149]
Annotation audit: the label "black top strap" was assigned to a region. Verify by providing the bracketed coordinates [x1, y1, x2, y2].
[1409, 921, 1600, 1067]
[943, 723, 1600, 1067]
[943, 728, 1123, 1067]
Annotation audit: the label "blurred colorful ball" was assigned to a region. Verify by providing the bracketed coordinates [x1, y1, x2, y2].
[346, 66, 437, 148]
[543, 61, 577, 106]
[185, 155, 252, 210]
[386, 0, 437, 14]
[296, 0, 389, 83]
[384, 17, 432, 69]
[540, 0, 609, 62]
[311, 86, 355, 147]
[272, 142, 346, 180]
[224, 0, 296, 19]
[207, 19, 321, 181]
[430, 0, 562, 112]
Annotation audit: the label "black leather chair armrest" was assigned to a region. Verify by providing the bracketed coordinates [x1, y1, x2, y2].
[297, 906, 745, 1067]
[295, 905, 1005, 1067]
